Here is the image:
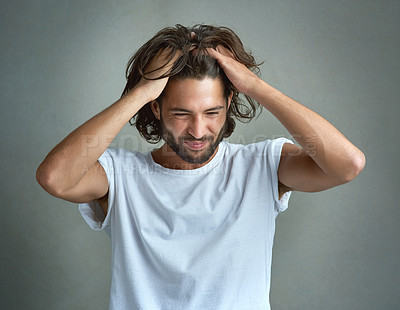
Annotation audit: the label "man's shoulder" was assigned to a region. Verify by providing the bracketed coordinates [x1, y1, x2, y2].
[101, 147, 150, 165]
[223, 138, 293, 158]
[104, 147, 144, 157]
[223, 139, 275, 152]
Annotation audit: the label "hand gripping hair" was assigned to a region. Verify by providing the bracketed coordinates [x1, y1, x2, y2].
[122, 24, 262, 143]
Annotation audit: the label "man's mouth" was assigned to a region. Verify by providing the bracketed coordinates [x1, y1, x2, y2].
[184, 140, 208, 150]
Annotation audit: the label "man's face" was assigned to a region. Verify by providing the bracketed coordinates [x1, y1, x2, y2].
[152, 78, 231, 167]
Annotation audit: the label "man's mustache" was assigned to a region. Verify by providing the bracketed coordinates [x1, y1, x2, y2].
[180, 136, 214, 142]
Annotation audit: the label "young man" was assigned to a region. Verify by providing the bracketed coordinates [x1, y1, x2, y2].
[36, 24, 365, 310]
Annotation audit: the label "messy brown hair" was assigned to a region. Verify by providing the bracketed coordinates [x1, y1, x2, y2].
[122, 24, 262, 143]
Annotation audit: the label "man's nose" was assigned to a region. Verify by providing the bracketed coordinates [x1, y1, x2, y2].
[187, 116, 206, 139]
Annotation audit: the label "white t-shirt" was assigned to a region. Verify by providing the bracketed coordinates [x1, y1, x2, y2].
[79, 138, 292, 310]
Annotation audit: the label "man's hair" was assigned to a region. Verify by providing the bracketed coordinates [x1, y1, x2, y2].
[122, 24, 262, 143]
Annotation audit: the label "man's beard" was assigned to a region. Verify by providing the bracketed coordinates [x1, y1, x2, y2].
[160, 117, 227, 165]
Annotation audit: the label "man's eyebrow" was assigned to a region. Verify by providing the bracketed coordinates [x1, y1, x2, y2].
[169, 106, 224, 113]
[205, 106, 224, 112]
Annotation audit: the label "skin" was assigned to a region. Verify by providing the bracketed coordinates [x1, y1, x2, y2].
[36, 45, 366, 217]
[150, 78, 232, 170]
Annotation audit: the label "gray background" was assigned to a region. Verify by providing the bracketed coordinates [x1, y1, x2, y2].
[1, 0, 399, 309]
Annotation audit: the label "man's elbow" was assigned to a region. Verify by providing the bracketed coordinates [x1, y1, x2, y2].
[36, 163, 64, 197]
[340, 150, 366, 183]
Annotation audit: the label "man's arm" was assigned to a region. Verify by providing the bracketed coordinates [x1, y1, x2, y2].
[207, 46, 365, 194]
[36, 90, 145, 203]
[36, 49, 177, 205]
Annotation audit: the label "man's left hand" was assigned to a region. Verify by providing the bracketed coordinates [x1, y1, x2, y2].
[206, 46, 261, 96]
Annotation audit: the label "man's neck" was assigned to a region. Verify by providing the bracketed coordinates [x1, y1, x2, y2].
[151, 143, 219, 170]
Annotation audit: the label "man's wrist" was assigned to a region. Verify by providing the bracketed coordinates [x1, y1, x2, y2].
[248, 78, 285, 110]
[247, 78, 269, 100]
[122, 85, 152, 110]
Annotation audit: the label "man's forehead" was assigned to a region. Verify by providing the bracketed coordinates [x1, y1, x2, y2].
[163, 77, 224, 96]
[161, 77, 226, 109]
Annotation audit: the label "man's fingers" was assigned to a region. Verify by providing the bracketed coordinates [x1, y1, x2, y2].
[205, 47, 223, 60]
[215, 45, 234, 58]
[144, 47, 180, 79]
[206, 46, 235, 61]
[205, 47, 216, 56]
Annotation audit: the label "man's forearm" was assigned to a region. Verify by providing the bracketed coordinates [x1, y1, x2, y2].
[249, 79, 365, 181]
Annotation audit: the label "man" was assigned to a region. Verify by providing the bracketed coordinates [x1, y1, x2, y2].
[36, 24, 365, 310]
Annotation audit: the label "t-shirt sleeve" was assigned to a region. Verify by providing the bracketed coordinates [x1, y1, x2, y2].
[78, 148, 117, 236]
[266, 137, 294, 213]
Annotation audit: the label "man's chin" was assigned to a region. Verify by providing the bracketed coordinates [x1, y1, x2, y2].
[178, 152, 211, 165]
[178, 144, 219, 165]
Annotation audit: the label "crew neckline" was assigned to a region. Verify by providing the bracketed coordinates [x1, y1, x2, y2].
[146, 141, 226, 175]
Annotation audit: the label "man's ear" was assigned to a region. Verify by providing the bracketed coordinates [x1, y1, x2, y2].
[227, 91, 233, 109]
[150, 100, 161, 120]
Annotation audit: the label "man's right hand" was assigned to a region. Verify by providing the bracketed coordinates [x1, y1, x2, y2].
[134, 48, 181, 104]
